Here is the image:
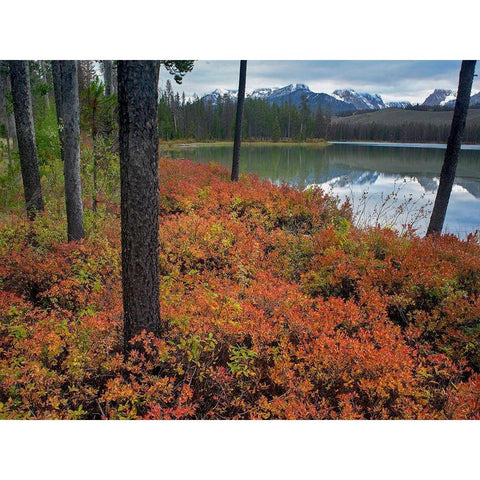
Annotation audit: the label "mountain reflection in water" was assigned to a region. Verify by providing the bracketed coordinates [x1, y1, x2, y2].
[164, 143, 480, 237]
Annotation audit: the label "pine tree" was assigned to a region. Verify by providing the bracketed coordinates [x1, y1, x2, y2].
[9, 60, 44, 219]
[272, 114, 281, 142]
[52, 61, 84, 241]
[118, 60, 161, 353]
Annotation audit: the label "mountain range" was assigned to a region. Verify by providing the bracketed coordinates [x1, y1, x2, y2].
[201, 84, 480, 114]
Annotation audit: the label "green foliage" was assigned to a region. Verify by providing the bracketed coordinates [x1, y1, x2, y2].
[161, 61, 194, 84]
[81, 76, 117, 136]
[156, 93, 329, 142]
[35, 107, 61, 164]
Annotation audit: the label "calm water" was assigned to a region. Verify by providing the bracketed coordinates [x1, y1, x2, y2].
[163, 143, 480, 237]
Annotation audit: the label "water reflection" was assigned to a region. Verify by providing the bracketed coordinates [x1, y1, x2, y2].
[164, 143, 480, 237]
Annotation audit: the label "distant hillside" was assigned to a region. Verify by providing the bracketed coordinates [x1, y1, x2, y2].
[329, 107, 480, 143]
[332, 108, 480, 127]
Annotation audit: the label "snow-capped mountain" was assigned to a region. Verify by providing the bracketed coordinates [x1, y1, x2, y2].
[200, 84, 412, 114]
[202, 88, 238, 104]
[261, 84, 357, 113]
[203, 83, 358, 113]
[386, 101, 412, 109]
[332, 89, 386, 110]
[443, 90, 480, 108]
[422, 89, 456, 107]
[420, 89, 480, 108]
[250, 87, 278, 99]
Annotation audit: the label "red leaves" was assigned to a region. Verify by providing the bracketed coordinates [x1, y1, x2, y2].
[0, 158, 480, 418]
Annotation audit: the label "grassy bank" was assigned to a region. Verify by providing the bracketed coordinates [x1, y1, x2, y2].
[0, 157, 480, 419]
[159, 139, 331, 150]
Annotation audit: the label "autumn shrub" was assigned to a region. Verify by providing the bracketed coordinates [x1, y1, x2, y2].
[0, 158, 480, 419]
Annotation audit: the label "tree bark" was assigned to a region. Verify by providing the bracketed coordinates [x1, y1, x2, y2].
[39, 60, 50, 110]
[118, 60, 161, 353]
[103, 60, 113, 97]
[52, 61, 84, 241]
[231, 60, 247, 182]
[0, 62, 12, 165]
[426, 60, 476, 235]
[9, 60, 44, 219]
[111, 61, 118, 96]
[5, 74, 17, 149]
[51, 61, 64, 161]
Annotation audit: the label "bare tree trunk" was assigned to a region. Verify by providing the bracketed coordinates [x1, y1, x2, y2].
[9, 60, 44, 219]
[0, 62, 12, 166]
[231, 60, 247, 182]
[118, 60, 161, 353]
[103, 60, 113, 97]
[91, 101, 98, 212]
[39, 60, 50, 110]
[52, 61, 84, 241]
[426, 60, 476, 236]
[102, 60, 115, 136]
[111, 61, 118, 96]
[5, 74, 17, 150]
[51, 61, 64, 161]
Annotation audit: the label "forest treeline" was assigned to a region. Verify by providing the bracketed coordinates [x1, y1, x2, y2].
[158, 80, 480, 143]
[3, 62, 480, 146]
[158, 80, 329, 141]
[328, 113, 480, 143]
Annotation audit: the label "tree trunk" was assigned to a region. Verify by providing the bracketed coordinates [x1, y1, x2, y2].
[52, 61, 84, 241]
[103, 60, 113, 97]
[39, 60, 50, 110]
[426, 60, 476, 236]
[9, 60, 44, 219]
[231, 60, 247, 182]
[51, 61, 64, 161]
[0, 62, 12, 166]
[118, 60, 161, 353]
[111, 61, 118, 96]
[5, 74, 17, 149]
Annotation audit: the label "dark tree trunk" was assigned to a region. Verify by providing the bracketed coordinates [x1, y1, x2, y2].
[426, 60, 476, 236]
[231, 60, 247, 182]
[101, 60, 115, 137]
[5, 74, 17, 149]
[52, 61, 84, 242]
[103, 60, 113, 97]
[9, 60, 44, 219]
[91, 100, 98, 212]
[39, 60, 50, 110]
[51, 61, 64, 161]
[0, 62, 12, 166]
[118, 60, 161, 353]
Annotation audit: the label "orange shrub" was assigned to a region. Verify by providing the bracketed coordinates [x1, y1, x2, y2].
[0, 158, 479, 419]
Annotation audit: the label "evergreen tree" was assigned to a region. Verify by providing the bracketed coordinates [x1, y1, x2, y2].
[118, 60, 161, 353]
[52, 60, 84, 241]
[272, 114, 281, 142]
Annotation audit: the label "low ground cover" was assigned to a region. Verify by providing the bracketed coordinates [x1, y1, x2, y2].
[0, 158, 479, 419]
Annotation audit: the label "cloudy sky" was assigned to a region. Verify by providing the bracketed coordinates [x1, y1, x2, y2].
[161, 60, 479, 104]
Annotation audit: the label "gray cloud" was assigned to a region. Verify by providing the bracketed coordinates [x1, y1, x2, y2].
[161, 60, 478, 104]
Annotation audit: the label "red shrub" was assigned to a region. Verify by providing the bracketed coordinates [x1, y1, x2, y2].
[0, 158, 479, 419]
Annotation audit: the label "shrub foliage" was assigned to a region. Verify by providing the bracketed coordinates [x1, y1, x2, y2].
[0, 159, 479, 419]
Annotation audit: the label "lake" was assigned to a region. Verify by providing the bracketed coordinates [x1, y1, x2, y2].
[162, 142, 480, 237]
